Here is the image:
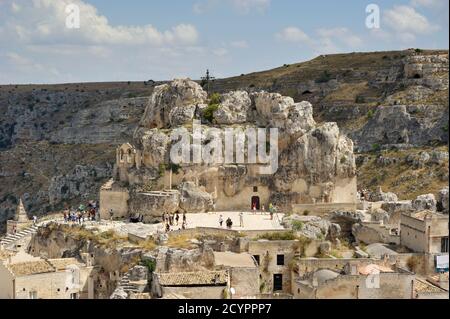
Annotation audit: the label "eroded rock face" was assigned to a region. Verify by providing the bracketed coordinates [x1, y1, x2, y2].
[438, 187, 449, 214]
[179, 182, 214, 214]
[214, 91, 251, 124]
[369, 187, 398, 202]
[413, 194, 437, 211]
[282, 214, 341, 240]
[49, 164, 113, 206]
[140, 79, 207, 129]
[353, 104, 449, 152]
[154, 246, 215, 273]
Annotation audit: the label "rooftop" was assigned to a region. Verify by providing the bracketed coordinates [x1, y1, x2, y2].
[156, 270, 228, 286]
[415, 278, 448, 294]
[214, 252, 257, 268]
[47, 258, 85, 270]
[7, 260, 55, 276]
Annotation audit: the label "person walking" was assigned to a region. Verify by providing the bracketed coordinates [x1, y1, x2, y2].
[219, 215, 224, 227]
[109, 209, 114, 221]
[239, 212, 244, 228]
[183, 212, 187, 224]
[269, 203, 274, 220]
[33, 215, 37, 226]
[175, 212, 180, 226]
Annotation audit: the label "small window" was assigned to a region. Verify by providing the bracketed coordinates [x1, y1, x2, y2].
[253, 186, 258, 193]
[57, 288, 60, 292]
[441, 237, 449, 253]
[253, 255, 260, 265]
[277, 254, 285, 266]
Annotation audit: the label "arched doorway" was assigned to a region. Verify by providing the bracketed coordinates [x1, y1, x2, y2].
[251, 196, 260, 210]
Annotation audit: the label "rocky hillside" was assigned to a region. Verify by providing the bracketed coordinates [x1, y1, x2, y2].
[0, 49, 448, 232]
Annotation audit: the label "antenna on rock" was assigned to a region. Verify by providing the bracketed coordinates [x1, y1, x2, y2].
[201, 69, 215, 96]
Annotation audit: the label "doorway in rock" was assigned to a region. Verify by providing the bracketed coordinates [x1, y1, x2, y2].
[251, 196, 260, 210]
[273, 274, 283, 291]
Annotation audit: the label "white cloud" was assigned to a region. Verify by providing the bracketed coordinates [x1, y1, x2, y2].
[317, 27, 363, 48]
[194, 0, 270, 14]
[411, 0, 447, 8]
[276, 26, 362, 54]
[276, 27, 310, 43]
[384, 5, 440, 42]
[231, 0, 270, 13]
[1, 0, 199, 47]
[230, 40, 249, 48]
[213, 48, 228, 57]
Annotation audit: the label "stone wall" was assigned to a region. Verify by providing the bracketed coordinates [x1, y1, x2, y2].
[229, 267, 260, 298]
[292, 202, 357, 216]
[99, 189, 129, 220]
[161, 285, 225, 299]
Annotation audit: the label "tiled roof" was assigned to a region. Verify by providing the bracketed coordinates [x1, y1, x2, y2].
[157, 270, 228, 286]
[8, 260, 55, 276]
[358, 264, 394, 275]
[415, 279, 447, 293]
[47, 258, 84, 270]
[0, 250, 13, 260]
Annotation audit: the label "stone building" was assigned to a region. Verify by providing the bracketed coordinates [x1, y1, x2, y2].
[292, 260, 415, 299]
[100, 79, 357, 222]
[247, 240, 299, 294]
[0, 252, 93, 299]
[213, 251, 260, 298]
[400, 211, 449, 254]
[151, 270, 229, 299]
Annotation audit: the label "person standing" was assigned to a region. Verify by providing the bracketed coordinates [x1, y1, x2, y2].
[239, 212, 244, 228]
[183, 212, 187, 224]
[175, 212, 180, 226]
[219, 215, 224, 227]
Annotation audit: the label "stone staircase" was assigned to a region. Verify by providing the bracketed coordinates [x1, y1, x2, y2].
[0, 225, 39, 248]
[117, 273, 140, 294]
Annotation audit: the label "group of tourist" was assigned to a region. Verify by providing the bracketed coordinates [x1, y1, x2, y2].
[358, 189, 370, 201]
[164, 211, 187, 232]
[217, 203, 278, 229]
[63, 201, 99, 224]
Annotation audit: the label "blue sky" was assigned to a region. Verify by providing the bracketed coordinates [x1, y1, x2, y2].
[0, 0, 448, 84]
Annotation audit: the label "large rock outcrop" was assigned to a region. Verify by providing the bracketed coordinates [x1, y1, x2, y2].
[140, 79, 207, 129]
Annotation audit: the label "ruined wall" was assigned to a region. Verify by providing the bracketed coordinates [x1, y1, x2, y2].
[229, 267, 260, 298]
[161, 286, 225, 299]
[99, 189, 129, 220]
[0, 263, 14, 299]
[294, 272, 414, 299]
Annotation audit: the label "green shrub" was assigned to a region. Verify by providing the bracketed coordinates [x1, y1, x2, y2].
[367, 109, 374, 119]
[291, 220, 304, 231]
[315, 71, 332, 83]
[372, 143, 381, 152]
[257, 231, 296, 241]
[141, 258, 156, 274]
[355, 95, 365, 104]
[158, 163, 166, 177]
[202, 104, 219, 123]
[303, 210, 310, 216]
[209, 92, 221, 105]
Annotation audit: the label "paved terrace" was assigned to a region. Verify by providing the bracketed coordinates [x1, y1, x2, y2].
[180, 211, 285, 231]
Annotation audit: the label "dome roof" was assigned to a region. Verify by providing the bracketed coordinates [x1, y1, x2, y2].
[313, 269, 339, 285]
